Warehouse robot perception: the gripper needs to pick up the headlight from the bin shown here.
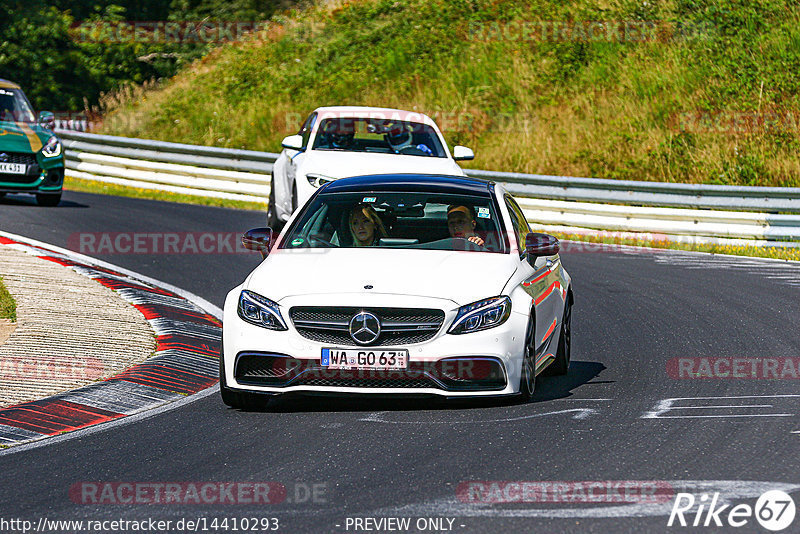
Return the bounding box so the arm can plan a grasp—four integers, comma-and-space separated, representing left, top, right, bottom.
306, 173, 335, 188
448, 296, 512, 335
41, 136, 62, 158
237, 290, 287, 331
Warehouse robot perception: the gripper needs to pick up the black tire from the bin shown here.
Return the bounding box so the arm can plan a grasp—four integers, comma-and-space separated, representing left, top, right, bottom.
518, 315, 536, 401
36, 192, 61, 207
544, 300, 572, 376
219, 348, 270, 411
266, 178, 282, 231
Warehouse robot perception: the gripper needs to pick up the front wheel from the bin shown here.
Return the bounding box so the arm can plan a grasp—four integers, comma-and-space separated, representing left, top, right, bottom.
518, 315, 536, 401
36, 192, 61, 207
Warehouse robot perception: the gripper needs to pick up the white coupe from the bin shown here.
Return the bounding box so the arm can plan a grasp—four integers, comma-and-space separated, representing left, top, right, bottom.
221, 174, 573, 409
267, 106, 474, 228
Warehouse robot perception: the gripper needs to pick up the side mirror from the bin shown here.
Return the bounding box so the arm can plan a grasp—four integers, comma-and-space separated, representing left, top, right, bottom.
525, 233, 560, 264
281, 134, 304, 151
242, 228, 274, 259
38, 111, 55, 130
452, 145, 474, 161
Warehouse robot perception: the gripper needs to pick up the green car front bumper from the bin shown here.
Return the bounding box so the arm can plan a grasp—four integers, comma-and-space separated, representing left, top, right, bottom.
0, 154, 64, 194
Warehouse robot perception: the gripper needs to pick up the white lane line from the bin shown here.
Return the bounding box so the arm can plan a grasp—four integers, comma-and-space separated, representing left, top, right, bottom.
674, 405, 775, 409
360, 408, 598, 424
560, 398, 614, 401
645, 414, 793, 419
0, 230, 222, 457
642, 395, 800, 419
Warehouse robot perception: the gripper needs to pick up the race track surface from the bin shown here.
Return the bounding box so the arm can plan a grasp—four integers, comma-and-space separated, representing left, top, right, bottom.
0, 191, 799, 533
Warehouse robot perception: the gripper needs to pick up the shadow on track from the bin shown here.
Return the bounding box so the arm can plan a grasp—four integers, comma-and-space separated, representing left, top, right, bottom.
232, 360, 607, 414
0, 193, 87, 209
532, 360, 609, 403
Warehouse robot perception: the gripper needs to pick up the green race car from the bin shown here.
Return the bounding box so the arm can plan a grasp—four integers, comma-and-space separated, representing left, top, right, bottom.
0, 78, 64, 206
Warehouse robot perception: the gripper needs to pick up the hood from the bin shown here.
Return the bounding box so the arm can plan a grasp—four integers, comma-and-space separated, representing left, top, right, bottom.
0, 121, 49, 153
300, 150, 465, 179
245, 248, 516, 306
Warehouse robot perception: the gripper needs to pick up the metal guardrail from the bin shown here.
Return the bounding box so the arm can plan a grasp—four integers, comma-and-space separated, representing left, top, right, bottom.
59, 130, 277, 202
469, 170, 800, 213
57, 130, 800, 246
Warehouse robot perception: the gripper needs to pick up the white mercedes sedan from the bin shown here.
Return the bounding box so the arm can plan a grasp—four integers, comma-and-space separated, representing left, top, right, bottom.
268, 107, 474, 228
221, 174, 572, 409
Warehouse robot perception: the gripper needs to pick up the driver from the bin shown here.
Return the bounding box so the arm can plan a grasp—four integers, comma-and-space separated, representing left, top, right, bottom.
330, 129, 355, 149
349, 204, 388, 247
447, 205, 485, 246
321, 119, 355, 149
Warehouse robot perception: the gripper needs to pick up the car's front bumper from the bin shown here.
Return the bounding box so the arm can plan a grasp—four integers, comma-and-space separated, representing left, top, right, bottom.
0, 160, 64, 193
222, 289, 528, 397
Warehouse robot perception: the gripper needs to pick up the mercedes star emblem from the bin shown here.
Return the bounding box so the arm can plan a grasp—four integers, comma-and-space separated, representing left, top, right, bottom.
349, 311, 381, 345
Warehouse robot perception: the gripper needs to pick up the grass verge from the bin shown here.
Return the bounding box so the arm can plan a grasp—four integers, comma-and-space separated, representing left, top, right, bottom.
0, 277, 17, 322
64, 176, 268, 212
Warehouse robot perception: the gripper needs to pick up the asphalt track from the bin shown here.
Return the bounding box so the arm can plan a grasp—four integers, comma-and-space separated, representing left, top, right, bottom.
1, 190, 799, 533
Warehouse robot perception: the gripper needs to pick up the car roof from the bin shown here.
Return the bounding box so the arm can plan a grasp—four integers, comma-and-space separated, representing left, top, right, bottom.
320, 173, 494, 196
311, 106, 436, 125
0, 79, 21, 89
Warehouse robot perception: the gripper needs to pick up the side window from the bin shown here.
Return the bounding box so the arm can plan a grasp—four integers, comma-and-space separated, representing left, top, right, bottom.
504, 195, 531, 254
504, 197, 523, 254
299, 112, 317, 148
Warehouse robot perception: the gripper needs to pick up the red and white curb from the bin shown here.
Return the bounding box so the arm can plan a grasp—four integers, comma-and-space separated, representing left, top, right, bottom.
0, 232, 221, 448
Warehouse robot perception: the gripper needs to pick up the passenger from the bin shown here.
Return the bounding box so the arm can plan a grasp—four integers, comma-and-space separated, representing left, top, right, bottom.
447, 205, 485, 246
349, 204, 388, 247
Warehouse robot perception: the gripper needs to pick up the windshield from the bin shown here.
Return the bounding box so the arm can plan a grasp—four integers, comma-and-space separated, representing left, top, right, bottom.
280, 191, 508, 253
311, 118, 446, 157
0, 88, 35, 123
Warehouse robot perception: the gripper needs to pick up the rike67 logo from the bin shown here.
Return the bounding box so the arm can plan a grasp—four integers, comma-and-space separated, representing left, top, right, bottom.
668, 490, 796, 531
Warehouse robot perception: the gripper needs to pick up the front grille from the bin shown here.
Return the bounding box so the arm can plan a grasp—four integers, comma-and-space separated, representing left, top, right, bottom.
293, 377, 432, 389
0, 152, 39, 185
289, 306, 445, 346
0, 152, 36, 165
235, 354, 302, 379
234, 353, 507, 391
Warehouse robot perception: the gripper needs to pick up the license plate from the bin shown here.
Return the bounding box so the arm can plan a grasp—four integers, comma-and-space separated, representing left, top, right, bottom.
321, 348, 408, 370
0, 163, 25, 175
